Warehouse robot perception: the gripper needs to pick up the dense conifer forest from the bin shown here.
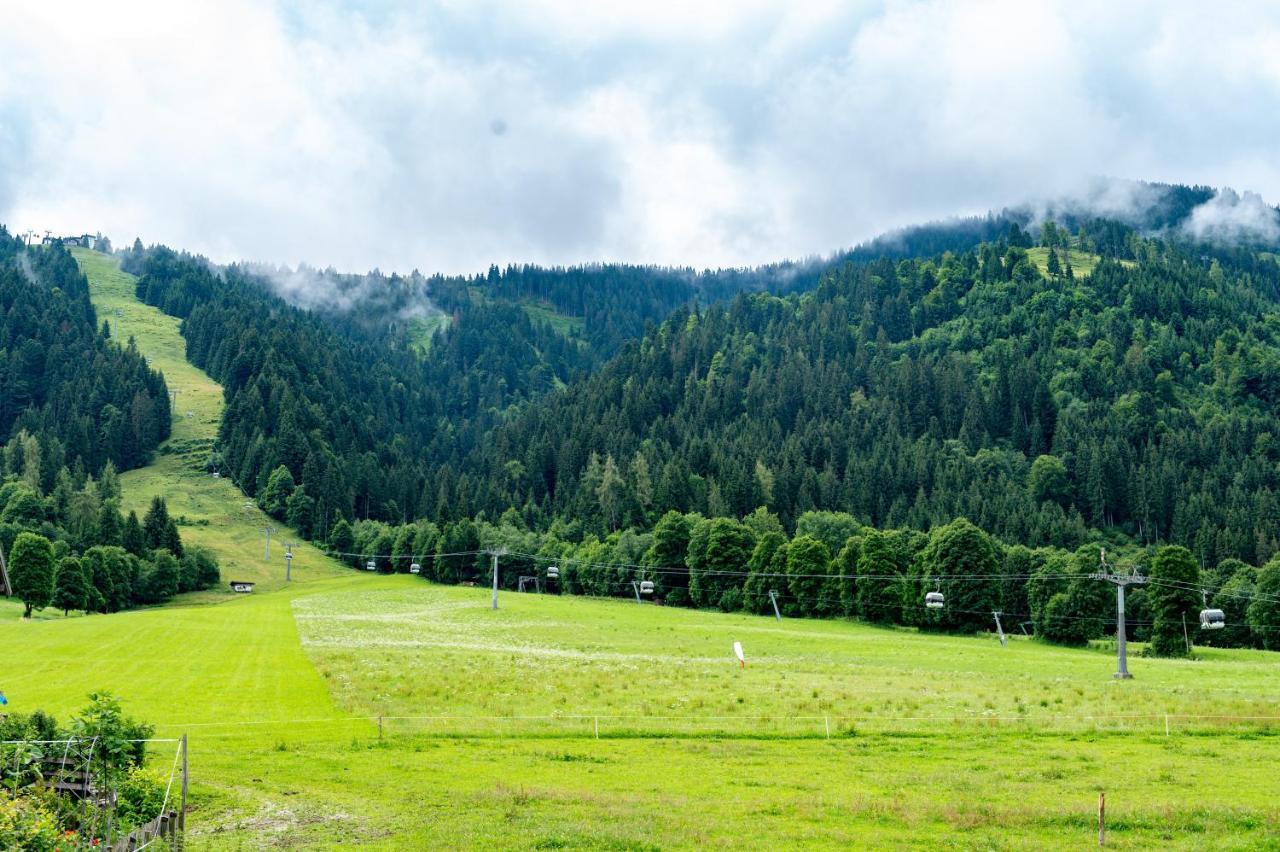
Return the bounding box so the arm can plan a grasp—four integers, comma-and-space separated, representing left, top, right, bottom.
0, 229, 219, 616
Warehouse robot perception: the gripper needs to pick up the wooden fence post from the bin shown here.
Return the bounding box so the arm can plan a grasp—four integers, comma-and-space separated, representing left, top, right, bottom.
1098, 791, 1105, 846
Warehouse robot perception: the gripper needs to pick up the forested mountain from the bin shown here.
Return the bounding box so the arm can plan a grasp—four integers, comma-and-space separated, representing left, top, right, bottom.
121, 181, 1280, 577
461, 226, 1280, 570
0, 229, 170, 485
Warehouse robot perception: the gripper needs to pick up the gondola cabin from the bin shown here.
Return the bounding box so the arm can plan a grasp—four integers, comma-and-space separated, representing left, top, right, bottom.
924, 591, 945, 609
365, 560, 377, 571
1199, 608, 1226, 629
546, 565, 559, 580
410, 562, 422, 575
639, 580, 655, 595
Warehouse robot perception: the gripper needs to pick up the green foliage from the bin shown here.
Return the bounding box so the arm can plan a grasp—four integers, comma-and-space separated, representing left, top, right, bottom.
52, 556, 87, 615
919, 518, 999, 633
689, 518, 754, 609
115, 766, 167, 832
1029, 546, 1110, 645
785, 535, 832, 617
645, 511, 693, 599
742, 531, 786, 615
10, 532, 54, 617
260, 465, 296, 517
1027, 455, 1071, 507
0, 794, 62, 852
1147, 545, 1202, 657
68, 692, 153, 784
856, 530, 905, 624
1206, 563, 1256, 648
1246, 558, 1280, 650
143, 550, 180, 603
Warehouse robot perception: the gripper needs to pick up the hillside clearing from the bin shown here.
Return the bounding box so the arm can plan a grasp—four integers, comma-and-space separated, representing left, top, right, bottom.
71, 248, 346, 593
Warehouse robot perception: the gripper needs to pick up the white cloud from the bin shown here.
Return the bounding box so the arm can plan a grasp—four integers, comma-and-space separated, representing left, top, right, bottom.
1184, 189, 1280, 245
2, 0, 1280, 274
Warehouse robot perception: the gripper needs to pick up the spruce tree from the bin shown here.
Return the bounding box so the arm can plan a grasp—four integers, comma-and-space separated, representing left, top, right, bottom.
122, 511, 147, 557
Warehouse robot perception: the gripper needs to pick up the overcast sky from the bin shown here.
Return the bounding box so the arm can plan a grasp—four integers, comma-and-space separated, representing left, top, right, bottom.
2, 0, 1279, 275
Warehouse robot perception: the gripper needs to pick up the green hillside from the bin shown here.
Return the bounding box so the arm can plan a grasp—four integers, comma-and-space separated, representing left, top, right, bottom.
71, 249, 346, 593
2, 577, 1277, 847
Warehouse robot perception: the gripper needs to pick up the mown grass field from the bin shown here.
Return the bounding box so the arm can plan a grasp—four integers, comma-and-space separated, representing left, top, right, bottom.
5, 249, 1269, 848
70, 249, 346, 593
4, 577, 1280, 848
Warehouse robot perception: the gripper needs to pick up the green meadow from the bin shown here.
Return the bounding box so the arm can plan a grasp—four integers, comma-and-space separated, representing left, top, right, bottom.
4, 578, 1280, 848
0, 249, 1269, 848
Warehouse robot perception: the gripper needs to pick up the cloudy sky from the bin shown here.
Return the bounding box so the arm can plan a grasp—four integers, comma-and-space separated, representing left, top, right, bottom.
2, 0, 1279, 275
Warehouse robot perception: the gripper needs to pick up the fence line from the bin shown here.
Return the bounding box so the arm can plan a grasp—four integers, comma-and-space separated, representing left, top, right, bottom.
142, 710, 1280, 744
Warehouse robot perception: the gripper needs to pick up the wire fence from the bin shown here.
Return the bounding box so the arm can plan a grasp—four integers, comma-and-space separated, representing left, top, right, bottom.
0, 737, 186, 851
147, 710, 1280, 745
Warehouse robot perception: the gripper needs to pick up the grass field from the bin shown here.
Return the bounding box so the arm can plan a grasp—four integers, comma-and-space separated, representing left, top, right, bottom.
70, 249, 346, 594
4, 578, 1279, 848
6, 249, 1271, 848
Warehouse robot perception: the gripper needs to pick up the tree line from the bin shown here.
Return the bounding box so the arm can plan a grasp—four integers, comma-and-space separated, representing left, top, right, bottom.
1, 469, 220, 617
324, 508, 1280, 656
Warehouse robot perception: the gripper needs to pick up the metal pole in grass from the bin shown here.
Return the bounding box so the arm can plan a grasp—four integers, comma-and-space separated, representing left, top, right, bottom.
490, 549, 506, 610
284, 543, 293, 582
768, 590, 782, 621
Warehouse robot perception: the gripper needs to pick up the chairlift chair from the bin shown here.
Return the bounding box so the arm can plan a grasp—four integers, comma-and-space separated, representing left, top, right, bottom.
639, 580, 655, 595
924, 591, 945, 609
409, 562, 421, 575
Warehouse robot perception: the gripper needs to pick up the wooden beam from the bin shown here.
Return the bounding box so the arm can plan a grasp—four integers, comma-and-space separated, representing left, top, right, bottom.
0, 542, 10, 597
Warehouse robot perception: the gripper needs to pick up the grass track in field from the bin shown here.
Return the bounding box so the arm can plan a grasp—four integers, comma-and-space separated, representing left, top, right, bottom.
70, 249, 346, 594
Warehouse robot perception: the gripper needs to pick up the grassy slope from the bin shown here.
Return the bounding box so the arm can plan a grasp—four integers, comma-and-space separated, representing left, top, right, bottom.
1025, 247, 1139, 279
70, 249, 346, 594
521, 300, 585, 338
1026, 247, 1102, 277
405, 312, 451, 355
